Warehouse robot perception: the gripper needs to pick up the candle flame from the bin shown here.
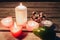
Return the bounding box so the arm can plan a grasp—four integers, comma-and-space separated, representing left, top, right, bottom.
20, 3, 22, 6
14, 22, 17, 29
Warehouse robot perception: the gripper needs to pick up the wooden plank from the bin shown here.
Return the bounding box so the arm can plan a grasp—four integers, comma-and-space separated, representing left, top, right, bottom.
0, 32, 60, 40
48, 18, 60, 22
0, 8, 60, 18
0, 17, 60, 22
0, 32, 17, 40
0, 8, 60, 12
0, 32, 42, 40
28, 8, 60, 12
0, 2, 60, 8
0, 2, 60, 40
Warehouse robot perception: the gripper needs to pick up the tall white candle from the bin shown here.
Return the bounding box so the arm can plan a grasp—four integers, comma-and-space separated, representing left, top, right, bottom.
15, 3, 27, 26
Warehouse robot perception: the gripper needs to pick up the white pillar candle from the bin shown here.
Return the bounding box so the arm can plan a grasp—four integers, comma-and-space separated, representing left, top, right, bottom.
15, 3, 27, 26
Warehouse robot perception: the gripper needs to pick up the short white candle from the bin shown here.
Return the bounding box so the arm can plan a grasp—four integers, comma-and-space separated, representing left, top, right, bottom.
26, 20, 39, 31
1, 17, 13, 27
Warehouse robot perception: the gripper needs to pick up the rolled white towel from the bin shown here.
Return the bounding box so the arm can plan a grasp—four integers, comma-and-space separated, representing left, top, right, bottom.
41, 20, 53, 27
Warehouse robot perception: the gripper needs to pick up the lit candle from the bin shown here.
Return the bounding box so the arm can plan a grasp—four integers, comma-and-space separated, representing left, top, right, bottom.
26, 20, 39, 31
1, 16, 13, 28
15, 3, 27, 26
10, 22, 22, 37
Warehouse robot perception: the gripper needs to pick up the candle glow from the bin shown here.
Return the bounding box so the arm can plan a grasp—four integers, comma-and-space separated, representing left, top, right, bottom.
10, 22, 22, 37
26, 20, 39, 31
1, 17, 13, 27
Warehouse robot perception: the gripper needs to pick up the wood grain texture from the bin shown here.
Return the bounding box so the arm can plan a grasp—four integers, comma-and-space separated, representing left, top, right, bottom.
0, 8, 60, 18
0, 32, 45, 40
0, 2, 60, 40
0, 2, 60, 30
0, 32, 60, 40
0, 2, 60, 8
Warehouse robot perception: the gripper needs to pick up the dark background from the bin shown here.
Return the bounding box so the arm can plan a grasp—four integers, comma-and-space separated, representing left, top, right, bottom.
0, 0, 60, 2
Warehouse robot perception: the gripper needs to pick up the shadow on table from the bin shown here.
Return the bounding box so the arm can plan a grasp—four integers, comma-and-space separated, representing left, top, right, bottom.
16, 23, 60, 40
49, 23, 60, 40
50, 24, 60, 40
56, 36, 60, 40
16, 32, 28, 40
